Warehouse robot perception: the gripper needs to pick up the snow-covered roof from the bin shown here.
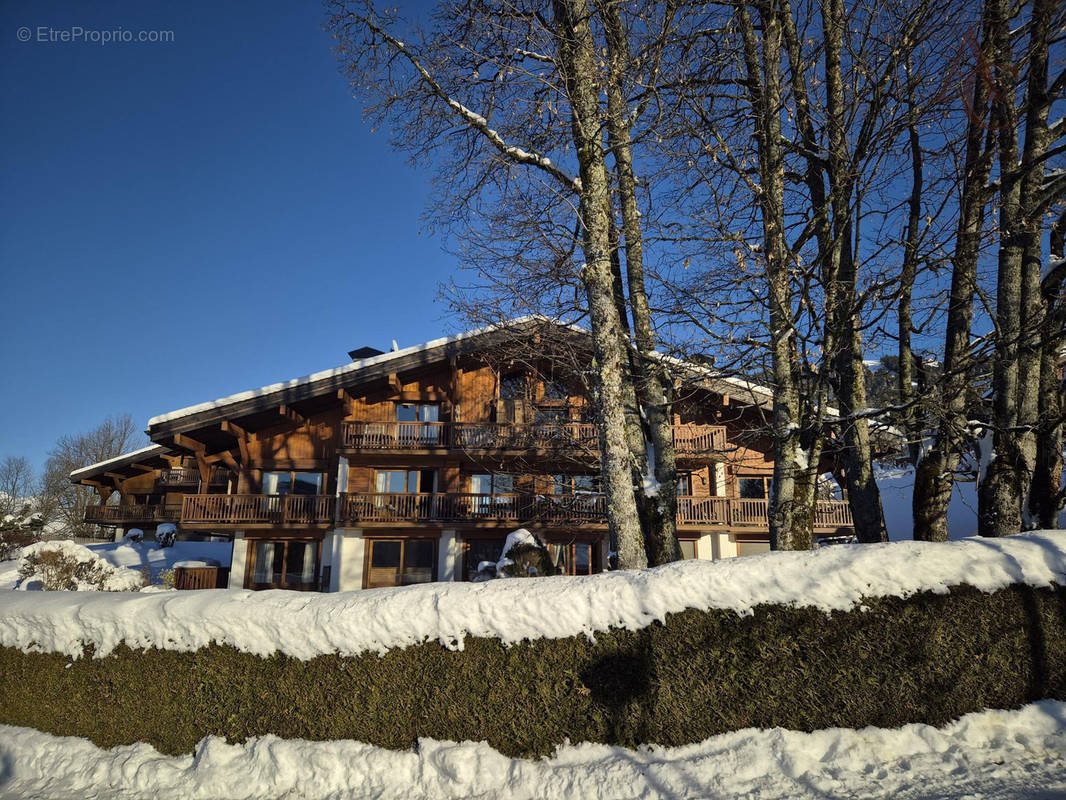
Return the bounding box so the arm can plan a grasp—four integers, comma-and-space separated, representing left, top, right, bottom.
147, 315, 582, 430
68, 444, 170, 483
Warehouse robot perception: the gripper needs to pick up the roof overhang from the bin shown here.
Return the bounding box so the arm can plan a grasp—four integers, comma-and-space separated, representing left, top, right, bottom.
69, 444, 173, 485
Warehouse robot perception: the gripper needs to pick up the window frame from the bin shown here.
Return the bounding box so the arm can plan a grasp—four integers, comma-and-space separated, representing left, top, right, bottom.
363, 535, 439, 589
244, 536, 322, 591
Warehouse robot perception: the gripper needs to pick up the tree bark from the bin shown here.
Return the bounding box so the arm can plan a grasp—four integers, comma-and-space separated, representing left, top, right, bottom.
553, 0, 647, 568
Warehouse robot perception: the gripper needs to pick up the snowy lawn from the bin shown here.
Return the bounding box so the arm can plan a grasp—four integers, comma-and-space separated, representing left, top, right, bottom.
0, 539, 232, 590
0, 531, 1062, 660
1, 701, 1064, 799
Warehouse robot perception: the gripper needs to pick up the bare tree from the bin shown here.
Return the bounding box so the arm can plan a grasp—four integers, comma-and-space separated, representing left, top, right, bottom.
0, 456, 36, 518
42, 414, 141, 539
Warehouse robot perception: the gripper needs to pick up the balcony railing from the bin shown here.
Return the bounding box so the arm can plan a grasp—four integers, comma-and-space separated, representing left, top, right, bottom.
341, 420, 727, 455
338, 492, 608, 525
671, 424, 728, 454
676, 496, 853, 530
158, 468, 230, 487
181, 494, 335, 526
84, 504, 181, 524
338, 492, 852, 531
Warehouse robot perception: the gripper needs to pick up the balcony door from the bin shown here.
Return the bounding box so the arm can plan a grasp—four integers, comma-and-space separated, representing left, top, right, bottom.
396, 403, 441, 446
247, 537, 320, 591
364, 537, 437, 588
373, 469, 437, 519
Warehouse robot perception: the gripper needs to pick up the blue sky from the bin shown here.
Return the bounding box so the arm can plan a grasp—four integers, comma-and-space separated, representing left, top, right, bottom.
1, 1, 453, 471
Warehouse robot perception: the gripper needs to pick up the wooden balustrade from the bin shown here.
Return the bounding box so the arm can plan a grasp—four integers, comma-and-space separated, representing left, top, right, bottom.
338, 492, 608, 525
341, 420, 724, 455
158, 468, 230, 487
84, 504, 181, 524
180, 494, 335, 525
674, 496, 853, 530
671, 424, 728, 454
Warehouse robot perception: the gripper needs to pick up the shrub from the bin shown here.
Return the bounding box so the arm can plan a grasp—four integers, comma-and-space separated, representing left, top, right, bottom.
155, 524, 177, 548
498, 542, 556, 578
17, 541, 145, 592
157, 568, 176, 589
124, 529, 144, 543
0, 583, 1062, 757
0, 503, 44, 561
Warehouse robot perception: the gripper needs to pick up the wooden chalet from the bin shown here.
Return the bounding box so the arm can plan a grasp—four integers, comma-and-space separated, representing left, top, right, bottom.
70, 318, 854, 592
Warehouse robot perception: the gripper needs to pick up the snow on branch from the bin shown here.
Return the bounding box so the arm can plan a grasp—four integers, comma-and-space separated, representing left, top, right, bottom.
357, 13, 581, 194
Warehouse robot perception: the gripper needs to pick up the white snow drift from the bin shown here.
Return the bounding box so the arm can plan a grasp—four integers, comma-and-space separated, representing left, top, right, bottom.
0, 531, 1062, 661
2, 701, 1065, 799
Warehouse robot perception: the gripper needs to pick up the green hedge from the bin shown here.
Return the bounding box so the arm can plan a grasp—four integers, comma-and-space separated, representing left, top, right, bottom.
1, 584, 1064, 757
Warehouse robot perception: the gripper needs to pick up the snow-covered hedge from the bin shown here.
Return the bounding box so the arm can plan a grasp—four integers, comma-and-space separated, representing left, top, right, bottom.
16, 541, 145, 592
0, 533, 1064, 759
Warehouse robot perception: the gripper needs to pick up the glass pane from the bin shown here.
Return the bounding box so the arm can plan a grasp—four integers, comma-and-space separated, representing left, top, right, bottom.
492, 474, 514, 495
739, 478, 767, 499
500, 373, 525, 400
396, 404, 417, 422
402, 539, 435, 584
263, 472, 290, 496
574, 475, 598, 493
291, 472, 322, 496
284, 541, 315, 586
420, 404, 439, 422
543, 379, 567, 400
377, 470, 406, 494
677, 473, 693, 496
552, 474, 570, 495
575, 543, 591, 575
371, 541, 402, 568
252, 542, 274, 583
534, 406, 567, 423
465, 537, 505, 580
470, 474, 492, 494
418, 469, 436, 493
679, 539, 697, 560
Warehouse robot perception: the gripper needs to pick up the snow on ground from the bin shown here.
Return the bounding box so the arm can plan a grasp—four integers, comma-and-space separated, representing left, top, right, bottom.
2, 701, 1065, 799
0, 531, 1063, 661
0, 539, 232, 590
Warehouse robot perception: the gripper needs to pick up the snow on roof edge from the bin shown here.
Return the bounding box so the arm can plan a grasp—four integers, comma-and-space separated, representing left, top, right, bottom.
147, 315, 578, 428
69, 444, 170, 481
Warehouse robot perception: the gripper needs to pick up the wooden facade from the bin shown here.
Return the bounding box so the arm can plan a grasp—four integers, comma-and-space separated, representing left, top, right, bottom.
72, 320, 853, 593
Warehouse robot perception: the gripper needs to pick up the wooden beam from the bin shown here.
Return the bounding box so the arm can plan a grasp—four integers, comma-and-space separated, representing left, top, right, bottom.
386, 373, 403, 396
174, 433, 207, 454
279, 405, 305, 425
221, 420, 249, 440
204, 448, 239, 466
131, 464, 156, 474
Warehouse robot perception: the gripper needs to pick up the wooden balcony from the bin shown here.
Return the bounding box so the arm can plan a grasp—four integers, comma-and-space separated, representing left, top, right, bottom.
158, 467, 230, 487
338, 492, 608, 526
180, 494, 335, 527
676, 497, 853, 531
338, 492, 852, 532
341, 420, 727, 456
84, 504, 181, 525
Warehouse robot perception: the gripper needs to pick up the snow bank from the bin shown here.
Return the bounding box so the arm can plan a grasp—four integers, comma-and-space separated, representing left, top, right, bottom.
2, 701, 1064, 799
0, 532, 1063, 661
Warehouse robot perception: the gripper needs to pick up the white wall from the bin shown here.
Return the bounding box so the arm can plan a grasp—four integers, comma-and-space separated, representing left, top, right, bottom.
226, 531, 246, 589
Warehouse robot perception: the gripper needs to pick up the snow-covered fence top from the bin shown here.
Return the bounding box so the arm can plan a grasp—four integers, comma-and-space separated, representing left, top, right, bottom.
1, 532, 1064, 661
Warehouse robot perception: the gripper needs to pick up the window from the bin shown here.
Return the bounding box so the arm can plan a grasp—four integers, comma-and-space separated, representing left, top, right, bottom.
262, 471, 324, 496
552, 474, 600, 494
375, 469, 436, 494
499, 372, 527, 400
542, 378, 568, 400
547, 540, 600, 576
739, 476, 771, 499
365, 537, 437, 588
470, 474, 517, 516
247, 539, 319, 591
677, 472, 693, 496
462, 536, 507, 581
678, 538, 698, 560
396, 403, 439, 423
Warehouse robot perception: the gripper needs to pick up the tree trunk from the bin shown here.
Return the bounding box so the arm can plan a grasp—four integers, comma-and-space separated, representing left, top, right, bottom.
553, 0, 647, 568
912, 4, 995, 541
601, 0, 680, 564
